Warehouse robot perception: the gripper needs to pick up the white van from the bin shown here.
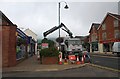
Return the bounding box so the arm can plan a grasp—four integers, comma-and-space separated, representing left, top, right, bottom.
112, 42, 120, 56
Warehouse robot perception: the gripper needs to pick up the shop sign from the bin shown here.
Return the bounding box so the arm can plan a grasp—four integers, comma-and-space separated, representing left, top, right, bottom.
41, 43, 48, 49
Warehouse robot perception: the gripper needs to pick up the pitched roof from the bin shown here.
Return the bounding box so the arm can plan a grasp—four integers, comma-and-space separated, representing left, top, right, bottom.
24, 28, 37, 36
92, 23, 100, 29
89, 23, 100, 33
17, 28, 27, 38
0, 10, 14, 26
97, 12, 120, 30
109, 13, 120, 20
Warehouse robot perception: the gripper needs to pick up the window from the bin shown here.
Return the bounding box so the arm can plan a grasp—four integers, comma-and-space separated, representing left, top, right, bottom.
93, 26, 95, 31
91, 34, 94, 42
0, 18, 2, 25
114, 20, 119, 27
102, 23, 106, 30
102, 32, 107, 40
114, 30, 120, 39
91, 34, 97, 42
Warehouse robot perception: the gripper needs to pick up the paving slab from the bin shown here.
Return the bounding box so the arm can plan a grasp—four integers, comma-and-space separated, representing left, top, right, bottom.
2, 55, 86, 72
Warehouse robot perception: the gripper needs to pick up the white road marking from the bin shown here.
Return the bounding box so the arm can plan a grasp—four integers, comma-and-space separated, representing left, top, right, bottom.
92, 55, 119, 59
35, 69, 58, 71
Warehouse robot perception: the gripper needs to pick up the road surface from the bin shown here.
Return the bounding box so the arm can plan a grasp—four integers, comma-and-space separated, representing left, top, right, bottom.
2, 65, 119, 77
91, 54, 120, 70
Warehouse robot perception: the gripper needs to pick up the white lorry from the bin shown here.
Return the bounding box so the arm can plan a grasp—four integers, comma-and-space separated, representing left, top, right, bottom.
60, 37, 83, 63
64, 38, 82, 53
112, 42, 120, 56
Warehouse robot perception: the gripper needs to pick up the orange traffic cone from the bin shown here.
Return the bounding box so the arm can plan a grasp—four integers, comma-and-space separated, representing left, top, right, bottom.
83, 54, 86, 59
81, 56, 84, 64
64, 56, 68, 64
76, 56, 81, 64
59, 53, 62, 65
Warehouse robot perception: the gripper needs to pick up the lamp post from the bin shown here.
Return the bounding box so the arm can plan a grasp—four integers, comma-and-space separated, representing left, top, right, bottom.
58, 1, 69, 51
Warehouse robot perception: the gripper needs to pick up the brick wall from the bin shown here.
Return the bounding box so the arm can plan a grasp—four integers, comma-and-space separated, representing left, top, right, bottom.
89, 26, 98, 43
0, 26, 2, 69
98, 15, 120, 43
2, 25, 17, 67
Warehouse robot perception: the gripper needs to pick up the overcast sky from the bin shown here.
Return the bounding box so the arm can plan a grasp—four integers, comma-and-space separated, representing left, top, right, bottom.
0, 1, 119, 39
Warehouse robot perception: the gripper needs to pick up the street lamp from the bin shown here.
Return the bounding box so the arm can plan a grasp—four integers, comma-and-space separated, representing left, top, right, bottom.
58, 1, 69, 51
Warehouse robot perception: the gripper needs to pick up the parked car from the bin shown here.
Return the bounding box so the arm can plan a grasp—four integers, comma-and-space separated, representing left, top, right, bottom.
112, 42, 120, 56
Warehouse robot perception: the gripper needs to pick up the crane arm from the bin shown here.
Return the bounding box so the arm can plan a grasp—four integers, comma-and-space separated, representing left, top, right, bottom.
43, 23, 73, 38
61, 23, 73, 38
43, 25, 62, 37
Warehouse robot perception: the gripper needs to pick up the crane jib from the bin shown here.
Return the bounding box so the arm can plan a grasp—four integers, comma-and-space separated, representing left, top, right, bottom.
43, 23, 73, 38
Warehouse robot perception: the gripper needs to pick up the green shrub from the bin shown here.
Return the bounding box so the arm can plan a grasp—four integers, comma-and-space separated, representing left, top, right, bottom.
40, 47, 59, 57
17, 38, 26, 46
41, 38, 55, 47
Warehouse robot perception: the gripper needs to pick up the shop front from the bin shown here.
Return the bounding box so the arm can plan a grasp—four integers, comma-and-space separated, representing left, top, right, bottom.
16, 28, 28, 60
27, 36, 36, 56
91, 42, 98, 52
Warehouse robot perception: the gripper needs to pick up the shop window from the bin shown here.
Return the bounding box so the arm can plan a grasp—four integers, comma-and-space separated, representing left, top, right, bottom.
16, 36, 26, 60
103, 43, 110, 52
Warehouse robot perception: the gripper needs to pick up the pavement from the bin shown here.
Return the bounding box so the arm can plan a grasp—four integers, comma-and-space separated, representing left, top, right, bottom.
2, 55, 86, 73
3, 53, 119, 73
2, 54, 120, 78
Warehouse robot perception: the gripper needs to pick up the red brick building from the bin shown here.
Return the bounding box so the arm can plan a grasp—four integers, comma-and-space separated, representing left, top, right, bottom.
0, 11, 17, 67
97, 12, 120, 53
0, 11, 36, 67
89, 23, 100, 53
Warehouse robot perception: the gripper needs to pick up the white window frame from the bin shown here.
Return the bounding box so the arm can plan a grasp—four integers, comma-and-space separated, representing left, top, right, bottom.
102, 23, 106, 30
0, 18, 2, 25
102, 32, 107, 40
114, 20, 119, 27
114, 30, 120, 39
91, 34, 97, 42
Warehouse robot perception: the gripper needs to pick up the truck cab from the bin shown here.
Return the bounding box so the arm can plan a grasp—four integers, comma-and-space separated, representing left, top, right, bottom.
64, 38, 83, 59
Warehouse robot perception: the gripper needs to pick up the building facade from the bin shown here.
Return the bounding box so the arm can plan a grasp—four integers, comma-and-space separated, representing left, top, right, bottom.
0, 11, 17, 67
16, 28, 28, 60
24, 28, 37, 55
97, 12, 120, 53
89, 23, 100, 53
1, 11, 32, 67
